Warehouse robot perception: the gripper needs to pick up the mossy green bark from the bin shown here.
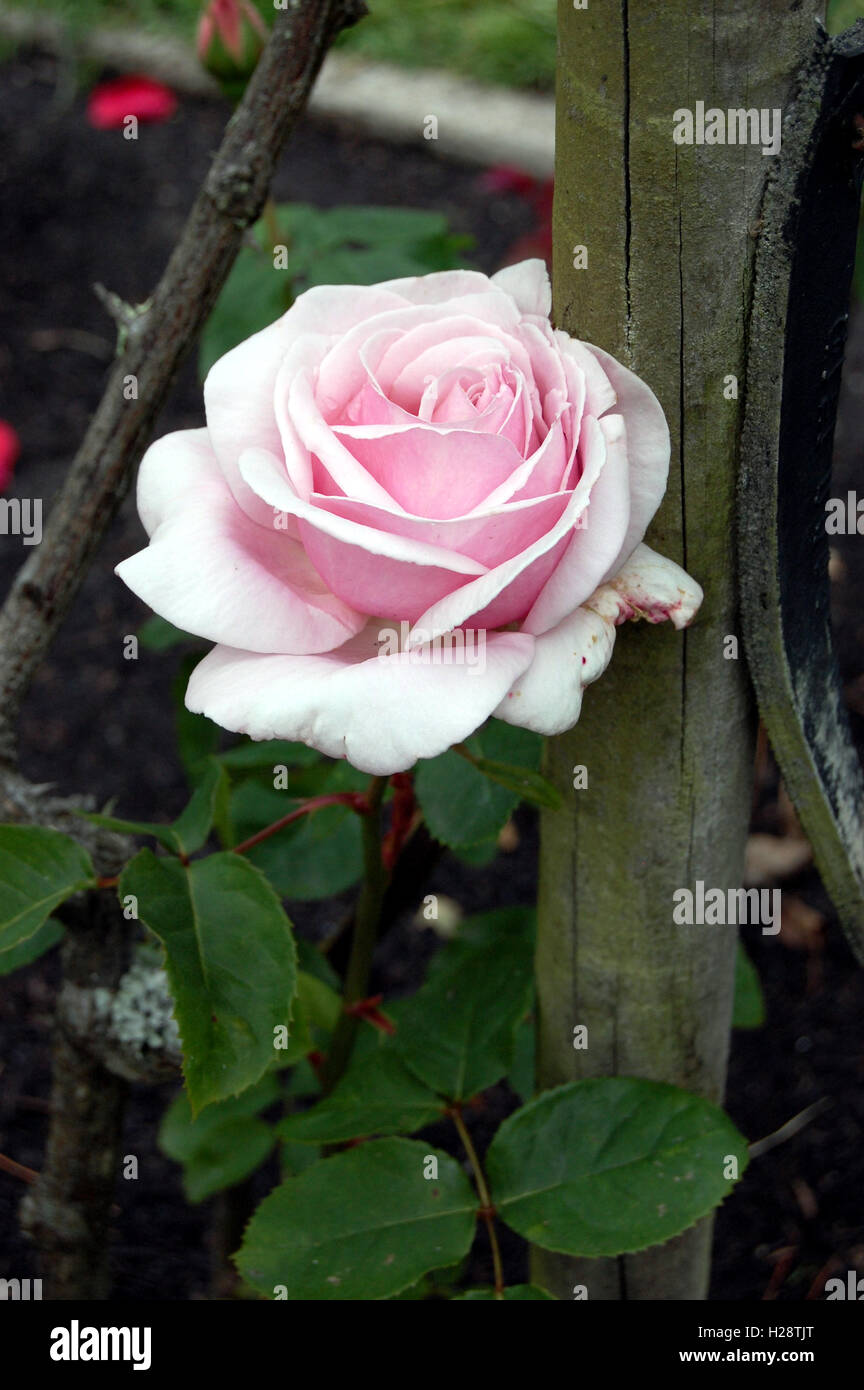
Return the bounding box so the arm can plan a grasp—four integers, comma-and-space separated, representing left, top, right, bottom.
535, 0, 824, 1300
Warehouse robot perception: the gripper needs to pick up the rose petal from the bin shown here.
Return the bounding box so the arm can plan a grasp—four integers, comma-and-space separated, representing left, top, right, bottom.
314, 489, 572, 568
484, 412, 568, 508
239, 448, 486, 620
205, 285, 408, 516
116, 430, 364, 653
586, 542, 703, 629
555, 331, 617, 417
523, 413, 631, 635
494, 603, 616, 734
491, 258, 552, 318
584, 343, 671, 573
517, 321, 571, 412
408, 415, 608, 642
285, 362, 409, 508
315, 297, 528, 416
204, 316, 294, 525
469, 533, 571, 630
332, 424, 523, 519
341, 379, 417, 429
375, 267, 511, 305
496, 542, 703, 735
375, 323, 530, 410
186, 627, 536, 775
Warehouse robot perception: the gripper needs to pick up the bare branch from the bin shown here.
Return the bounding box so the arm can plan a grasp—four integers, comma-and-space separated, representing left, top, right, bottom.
0, 0, 367, 764
3, 0, 366, 1299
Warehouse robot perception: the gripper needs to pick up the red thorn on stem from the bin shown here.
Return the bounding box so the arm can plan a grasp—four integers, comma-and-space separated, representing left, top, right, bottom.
761, 1245, 798, 1300
343, 994, 396, 1035
381, 772, 416, 871
307, 1050, 327, 1085
805, 1256, 842, 1301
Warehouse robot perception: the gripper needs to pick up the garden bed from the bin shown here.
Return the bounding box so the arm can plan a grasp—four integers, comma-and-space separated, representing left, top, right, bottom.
0, 49, 863, 1300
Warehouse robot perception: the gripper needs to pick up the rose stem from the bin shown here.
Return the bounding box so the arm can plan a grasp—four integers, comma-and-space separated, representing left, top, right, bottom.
449, 1105, 505, 1299
322, 774, 388, 1092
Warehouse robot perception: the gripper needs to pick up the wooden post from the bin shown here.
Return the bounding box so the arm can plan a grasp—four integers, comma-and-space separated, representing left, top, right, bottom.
535, 0, 823, 1300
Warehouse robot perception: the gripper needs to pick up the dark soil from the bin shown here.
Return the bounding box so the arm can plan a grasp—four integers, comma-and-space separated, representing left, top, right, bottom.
0, 49, 863, 1302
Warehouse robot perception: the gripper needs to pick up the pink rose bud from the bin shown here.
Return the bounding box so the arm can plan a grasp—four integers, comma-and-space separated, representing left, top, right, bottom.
87, 76, 177, 129
0, 421, 20, 493
196, 0, 269, 95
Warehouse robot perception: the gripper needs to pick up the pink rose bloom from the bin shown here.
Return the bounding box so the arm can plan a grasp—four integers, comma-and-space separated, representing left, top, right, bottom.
117, 261, 702, 774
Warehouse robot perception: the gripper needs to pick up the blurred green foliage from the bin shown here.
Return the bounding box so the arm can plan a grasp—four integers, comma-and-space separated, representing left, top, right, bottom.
828, 0, 864, 33
2, 0, 556, 90
3, 1, 862, 91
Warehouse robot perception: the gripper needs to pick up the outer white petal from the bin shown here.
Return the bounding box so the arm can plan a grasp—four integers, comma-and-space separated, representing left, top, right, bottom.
186, 627, 536, 776
587, 542, 703, 630
498, 543, 704, 734
586, 343, 671, 574
116, 430, 363, 654
495, 604, 616, 734
491, 259, 552, 318
373, 268, 499, 304
203, 316, 293, 526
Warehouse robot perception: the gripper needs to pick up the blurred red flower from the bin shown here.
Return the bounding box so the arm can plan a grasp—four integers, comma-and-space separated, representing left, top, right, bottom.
0, 421, 20, 493
87, 76, 178, 130
482, 164, 554, 269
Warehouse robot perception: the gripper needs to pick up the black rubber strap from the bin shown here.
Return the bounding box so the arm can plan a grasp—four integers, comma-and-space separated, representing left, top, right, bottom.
739, 20, 864, 962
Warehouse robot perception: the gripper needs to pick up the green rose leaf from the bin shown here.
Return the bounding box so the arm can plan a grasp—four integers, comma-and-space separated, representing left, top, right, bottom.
0, 917, 64, 975
827, 0, 864, 36
294, 969, 341, 1034
416, 746, 517, 850
173, 656, 221, 788
487, 1078, 750, 1258
416, 722, 553, 850
733, 944, 765, 1029
217, 740, 322, 772
137, 614, 198, 652
507, 1013, 536, 1103
169, 760, 231, 857
84, 759, 229, 858
120, 849, 297, 1112
394, 907, 535, 1101
271, 970, 341, 1069
201, 203, 471, 381
199, 230, 291, 379
159, 1073, 280, 1204
279, 1050, 444, 1144
452, 839, 500, 866
278, 203, 471, 289
236, 1139, 477, 1300
294, 935, 341, 992
0, 826, 96, 952
231, 780, 363, 900
453, 1285, 556, 1300
456, 749, 563, 811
